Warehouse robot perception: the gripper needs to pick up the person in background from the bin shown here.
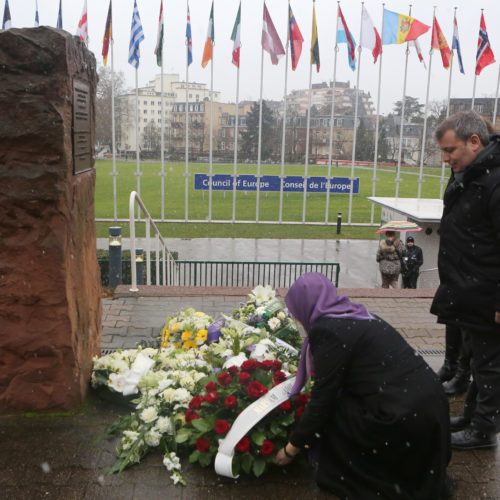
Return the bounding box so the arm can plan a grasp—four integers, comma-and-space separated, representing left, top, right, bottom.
275, 273, 452, 499
402, 236, 423, 289
431, 110, 500, 450
376, 231, 405, 288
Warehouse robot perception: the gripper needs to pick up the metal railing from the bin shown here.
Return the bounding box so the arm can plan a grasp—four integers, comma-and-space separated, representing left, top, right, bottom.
129, 191, 179, 291
174, 261, 340, 288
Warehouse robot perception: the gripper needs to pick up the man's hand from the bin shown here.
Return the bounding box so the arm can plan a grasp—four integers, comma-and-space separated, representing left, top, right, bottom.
495, 311, 500, 324
275, 443, 300, 466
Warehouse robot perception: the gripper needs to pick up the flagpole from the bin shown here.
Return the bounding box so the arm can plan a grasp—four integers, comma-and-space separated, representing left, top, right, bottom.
471, 9, 483, 111
417, 9, 435, 199
279, 1, 290, 224
110, 9, 117, 221
185, 5, 190, 222
232, 64, 240, 222
135, 68, 141, 218
348, 2, 364, 224
492, 65, 500, 128
326, 2, 340, 224
208, 47, 214, 221
256, 44, 264, 222
160, 34, 165, 221
302, 47, 313, 223
370, 3, 385, 224
395, 6, 412, 198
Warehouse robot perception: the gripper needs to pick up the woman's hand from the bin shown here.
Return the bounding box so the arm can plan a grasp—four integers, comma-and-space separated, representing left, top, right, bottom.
275, 443, 300, 466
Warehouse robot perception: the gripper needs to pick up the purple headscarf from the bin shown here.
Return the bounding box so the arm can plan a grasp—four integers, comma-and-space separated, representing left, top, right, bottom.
285, 273, 375, 395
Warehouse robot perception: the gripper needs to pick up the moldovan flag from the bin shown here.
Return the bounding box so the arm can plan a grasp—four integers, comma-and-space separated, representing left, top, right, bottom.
310, 4, 320, 72
360, 5, 381, 63
201, 2, 214, 68
475, 13, 495, 76
288, 4, 303, 71
231, 3, 241, 67
76, 0, 88, 43
154, 0, 164, 67
431, 16, 451, 69
102, 1, 112, 66
262, 2, 285, 65
382, 9, 430, 45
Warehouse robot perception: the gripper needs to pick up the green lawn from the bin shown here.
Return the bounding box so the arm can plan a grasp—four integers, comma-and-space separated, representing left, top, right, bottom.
95, 159, 444, 239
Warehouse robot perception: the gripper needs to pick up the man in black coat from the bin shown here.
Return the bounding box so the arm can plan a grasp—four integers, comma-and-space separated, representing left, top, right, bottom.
431, 110, 500, 450
402, 236, 423, 288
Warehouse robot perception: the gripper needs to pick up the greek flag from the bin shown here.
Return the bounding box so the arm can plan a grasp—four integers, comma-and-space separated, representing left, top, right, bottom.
128, 0, 145, 69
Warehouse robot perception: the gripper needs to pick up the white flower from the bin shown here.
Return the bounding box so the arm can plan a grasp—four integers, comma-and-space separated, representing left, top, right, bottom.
162, 388, 176, 403
170, 473, 180, 485
173, 388, 191, 404
180, 376, 195, 391
251, 285, 275, 305
140, 406, 158, 423
155, 416, 173, 435
108, 373, 136, 395
267, 317, 281, 331
145, 429, 161, 447
277, 311, 286, 321
123, 430, 139, 441
256, 306, 266, 316
223, 352, 248, 368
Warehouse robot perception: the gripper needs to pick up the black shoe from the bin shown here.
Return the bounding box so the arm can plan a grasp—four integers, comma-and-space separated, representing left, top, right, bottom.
450, 415, 470, 432
442, 373, 470, 396
437, 360, 457, 382
451, 427, 497, 450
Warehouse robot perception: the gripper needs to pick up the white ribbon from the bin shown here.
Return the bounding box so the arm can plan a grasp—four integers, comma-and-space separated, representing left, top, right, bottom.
214, 376, 296, 478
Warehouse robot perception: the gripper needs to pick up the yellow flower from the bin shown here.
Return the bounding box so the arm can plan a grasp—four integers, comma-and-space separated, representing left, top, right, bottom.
181, 330, 193, 341
172, 322, 182, 333
161, 340, 167, 348
195, 330, 208, 342
195, 311, 206, 317
182, 340, 197, 350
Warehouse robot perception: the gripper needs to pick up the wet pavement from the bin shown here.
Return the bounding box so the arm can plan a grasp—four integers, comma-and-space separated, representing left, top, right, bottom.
2, 287, 500, 499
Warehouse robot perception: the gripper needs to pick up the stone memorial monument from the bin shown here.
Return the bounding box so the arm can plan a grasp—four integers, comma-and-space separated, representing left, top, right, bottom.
0, 27, 102, 412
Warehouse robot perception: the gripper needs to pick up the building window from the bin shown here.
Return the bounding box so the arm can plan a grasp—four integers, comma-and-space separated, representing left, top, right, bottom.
221, 141, 225, 150
144, 119, 147, 123
143, 110, 147, 114
144, 100, 147, 105
151, 101, 155, 105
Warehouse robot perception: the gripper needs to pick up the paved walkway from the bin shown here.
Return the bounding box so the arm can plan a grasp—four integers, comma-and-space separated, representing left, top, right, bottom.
2, 287, 500, 499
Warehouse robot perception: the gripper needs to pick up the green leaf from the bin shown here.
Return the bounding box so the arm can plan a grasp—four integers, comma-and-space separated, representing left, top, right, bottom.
188, 449, 200, 463
198, 451, 213, 467
232, 456, 241, 477
240, 454, 253, 474
270, 421, 282, 436
252, 458, 266, 477
191, 417, 212, 433
250, 430, 266, 446
175, 428, 192, 444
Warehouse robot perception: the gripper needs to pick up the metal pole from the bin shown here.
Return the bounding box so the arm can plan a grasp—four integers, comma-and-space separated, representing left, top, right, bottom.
108, 226, 122, 288
232, 65, 240, 222
256, 46, 264, 222
110, 17, 117, 221
208, 50, 214, 221
160, 46, 165, 220
185, 2, 190, 221
492, 65, 500, 128
135, 69, 141, 217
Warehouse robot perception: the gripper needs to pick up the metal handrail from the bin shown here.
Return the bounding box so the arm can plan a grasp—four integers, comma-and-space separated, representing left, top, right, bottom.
129, 191, 179, 291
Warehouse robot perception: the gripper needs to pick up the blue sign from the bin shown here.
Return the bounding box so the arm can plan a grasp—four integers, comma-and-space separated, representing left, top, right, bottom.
194, 174, 359, 193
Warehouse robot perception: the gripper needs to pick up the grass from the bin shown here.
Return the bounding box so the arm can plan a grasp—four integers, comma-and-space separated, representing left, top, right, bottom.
94, 159, 444, 239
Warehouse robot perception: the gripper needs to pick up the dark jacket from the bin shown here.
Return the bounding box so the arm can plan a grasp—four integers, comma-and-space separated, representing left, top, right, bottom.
404, 244, 423, 274
431, 134, 500, 333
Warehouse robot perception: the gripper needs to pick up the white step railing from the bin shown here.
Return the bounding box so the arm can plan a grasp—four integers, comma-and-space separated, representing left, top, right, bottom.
129, 191, 179, 292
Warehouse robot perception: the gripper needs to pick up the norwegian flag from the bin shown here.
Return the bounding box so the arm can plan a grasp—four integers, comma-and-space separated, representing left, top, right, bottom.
475, 12, 495, 76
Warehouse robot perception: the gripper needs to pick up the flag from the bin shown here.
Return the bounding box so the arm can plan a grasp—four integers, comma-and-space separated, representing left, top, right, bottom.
310, 4, 320, 72
186, 4, 192, 66
201, 2, 214, 68
128, 0, 144, 69
2, 0, 11, 30
431, 16, 451, 69
102, 1, 112, 66
56, 0, 62, 29
288, 4, 303, 71
360, 6, 381, 63
262, 2, 285, 65
475, 13, 495, 76
382, 9, 430, 45
452, 15, 464, 74
35, 0, 39, 27
76, 0, 88, 43
409, 39, 426, 69
230, 3, 241, 68
337, 7, 356, 71
154, 0, 164, 67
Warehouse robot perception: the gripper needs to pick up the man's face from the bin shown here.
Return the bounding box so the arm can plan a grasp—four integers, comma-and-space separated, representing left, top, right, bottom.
407, 241, 414, 247
438, 129, 483, 173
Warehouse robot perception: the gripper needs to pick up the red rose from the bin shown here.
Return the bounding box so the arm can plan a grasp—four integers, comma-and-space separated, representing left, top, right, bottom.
247, 381, 268, 399
215, 419, 230, 435
228, 365, 239, 376
238, 372, 251, 385
273, 370, 286, 383
205, 391, 220, 405
225, 395, 238, 409
279, 400, 291, 411
272, 360, 283, 372
189, 395, 204, 409
185, 408, 200, 423
236, 437, 250, 453
261, 440, 274, 456
241, 359, 258, 372
295, 406, 305, 419
217, 372, 232, 387
205, 381, 217, 392
196, 437, 211, 453
297, 393, 309, 405
260, 360, 274, 371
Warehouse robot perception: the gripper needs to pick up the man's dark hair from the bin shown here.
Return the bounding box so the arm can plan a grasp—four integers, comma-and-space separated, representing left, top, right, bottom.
435, 110, 489, 146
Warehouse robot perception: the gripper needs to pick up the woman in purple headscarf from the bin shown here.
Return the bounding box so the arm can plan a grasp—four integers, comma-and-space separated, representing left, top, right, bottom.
275, 273, 451, 499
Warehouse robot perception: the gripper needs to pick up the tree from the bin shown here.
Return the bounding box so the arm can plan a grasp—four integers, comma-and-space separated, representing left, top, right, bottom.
355, 118, 375, 161
142, 120, 161, 154
376, 117, 390, 162
96, 65, 126, 148
392, 96, 424, 123
240, 101, 275, 160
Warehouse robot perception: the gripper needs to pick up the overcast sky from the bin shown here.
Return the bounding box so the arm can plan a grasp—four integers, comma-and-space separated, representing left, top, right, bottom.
6, 0, 500, 115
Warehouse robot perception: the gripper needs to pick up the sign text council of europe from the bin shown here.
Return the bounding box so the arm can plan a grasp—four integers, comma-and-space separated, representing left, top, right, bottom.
194, 174, 360, 193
